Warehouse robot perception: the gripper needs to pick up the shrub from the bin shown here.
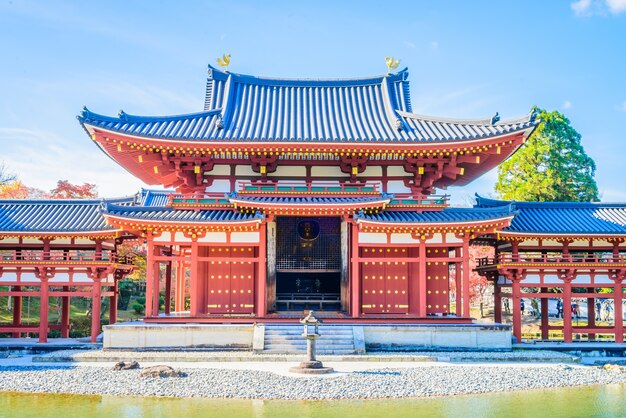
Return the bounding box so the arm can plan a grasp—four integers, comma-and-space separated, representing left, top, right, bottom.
132, 302, 144, 315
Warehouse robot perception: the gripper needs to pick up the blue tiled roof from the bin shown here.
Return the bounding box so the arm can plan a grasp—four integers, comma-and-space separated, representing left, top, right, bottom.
0, 197, 132, 233
138, 189, 174, 207
79, 66, 537, 144
475, 195, 626, 234
103, 202, 263, 223
356, 206, 514, 223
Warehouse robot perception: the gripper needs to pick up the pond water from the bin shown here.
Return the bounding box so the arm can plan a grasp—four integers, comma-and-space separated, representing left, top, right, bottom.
1, 384, 624, 418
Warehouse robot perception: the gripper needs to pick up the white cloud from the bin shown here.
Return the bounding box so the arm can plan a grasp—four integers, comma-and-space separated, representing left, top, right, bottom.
571, 0, 592, 15
563, 100, 572, 109
571, 0, 626, 15
404, 40, 416, 49
607, 0, 626, 13
621, 100, 626, 112
430, 41, 439, 50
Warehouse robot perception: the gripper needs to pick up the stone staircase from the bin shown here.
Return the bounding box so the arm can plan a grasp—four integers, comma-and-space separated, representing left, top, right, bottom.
260, 324, 364, 355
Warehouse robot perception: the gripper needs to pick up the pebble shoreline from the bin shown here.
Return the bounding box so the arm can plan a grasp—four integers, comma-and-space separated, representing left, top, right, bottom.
0, 363, 624, 400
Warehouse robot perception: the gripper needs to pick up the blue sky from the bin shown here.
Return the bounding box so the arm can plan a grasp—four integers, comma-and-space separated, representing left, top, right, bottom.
0, 0, 625, 205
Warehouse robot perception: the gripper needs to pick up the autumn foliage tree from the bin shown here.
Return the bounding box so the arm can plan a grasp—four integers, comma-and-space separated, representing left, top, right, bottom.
50, 180, 97, 199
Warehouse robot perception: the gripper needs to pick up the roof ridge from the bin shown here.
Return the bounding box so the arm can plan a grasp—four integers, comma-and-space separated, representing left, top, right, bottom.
397, 110, 532, 126
207, 64, 409, 86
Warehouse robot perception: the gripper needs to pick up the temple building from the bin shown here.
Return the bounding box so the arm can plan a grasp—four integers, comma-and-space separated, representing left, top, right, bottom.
0, 63, 623, 347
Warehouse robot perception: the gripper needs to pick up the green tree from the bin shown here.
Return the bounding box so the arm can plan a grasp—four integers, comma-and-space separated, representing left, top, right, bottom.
495, 107, 598, 202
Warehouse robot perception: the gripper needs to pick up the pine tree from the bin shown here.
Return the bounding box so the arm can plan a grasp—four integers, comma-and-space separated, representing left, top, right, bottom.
495, 107, 598, 202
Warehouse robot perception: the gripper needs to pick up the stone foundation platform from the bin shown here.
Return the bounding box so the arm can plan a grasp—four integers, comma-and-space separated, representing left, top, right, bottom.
103, 321, 512, 351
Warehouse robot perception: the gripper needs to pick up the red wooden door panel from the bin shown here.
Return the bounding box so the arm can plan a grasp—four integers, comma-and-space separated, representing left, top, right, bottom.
386, 248, 409, 314
207, 246, 231, 314
426, 248, 450, 315
361, 247, 385, 314
230, 246, 255, 314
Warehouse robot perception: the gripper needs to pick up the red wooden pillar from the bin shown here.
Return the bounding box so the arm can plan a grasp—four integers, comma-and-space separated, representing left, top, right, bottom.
61, 286, 71, 338
256, 224, 268, 318
418, 241, 427, 317
455, 258, 462, 316
91, 278, 102, 343
350, 222, 360, 318
614, 282, 624, 343
540, 287, 549, 340
12, 285, 22, 338
145, 237, 155, 318
494, 283, 502, 323
175, 259, 185, 312
190, 240, 200, 316
152, 258, 161, 317
511, 275, 522, 343
109, 281, 118, 326
462, 238, 470, 318
562, 278, 573, 343
587, 287, 595, 341
164, 260, 172, 315
38, 279, 50, 343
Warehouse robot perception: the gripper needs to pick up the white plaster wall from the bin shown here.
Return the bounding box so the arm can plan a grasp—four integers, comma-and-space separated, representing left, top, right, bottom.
198, 232, 228, 243
21, 238, 43, 244
231, 232, 260, 243
387, 166, 407, 176
518, 240, 539, 247
75, 238, 96, 245
174, 232, 192, 243
235, 165, 256, 176
362, 166, 382, 176
358, 232, 387, 244
206, 164, 231, 176
268, 166, 306, 177
445, 233, 463, 244
592, 240, 613, 247
311, 166, 348, 177
390, 233, 419, 244
153, 231, 172, 242
52, 238, 72, 245
426, 233, 443, 244
569, 240, 589, 247
0, 238, 20, 244
542, 239, 561, 247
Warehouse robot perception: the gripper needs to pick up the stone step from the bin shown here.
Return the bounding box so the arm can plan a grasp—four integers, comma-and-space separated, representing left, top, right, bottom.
264, 337, 353, 343
264, 342, 355, 348
263, 349, 356, 355
264, 332, 354, 337
265, 335, 353, 341
265, 344, 356, 351
264, 340, 353, 345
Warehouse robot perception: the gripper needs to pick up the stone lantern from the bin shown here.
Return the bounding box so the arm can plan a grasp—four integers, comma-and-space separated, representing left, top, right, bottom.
289, 310, 334, 374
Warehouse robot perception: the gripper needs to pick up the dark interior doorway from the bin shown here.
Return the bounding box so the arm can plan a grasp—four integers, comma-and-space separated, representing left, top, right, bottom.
275, 216, 342, 311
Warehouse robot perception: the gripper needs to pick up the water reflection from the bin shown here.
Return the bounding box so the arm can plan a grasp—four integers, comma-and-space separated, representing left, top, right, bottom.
0, 384, 624, 418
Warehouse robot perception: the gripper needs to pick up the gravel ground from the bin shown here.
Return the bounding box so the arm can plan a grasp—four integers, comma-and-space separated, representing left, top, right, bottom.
38, 349, 576, 362
0, 364, 624, 400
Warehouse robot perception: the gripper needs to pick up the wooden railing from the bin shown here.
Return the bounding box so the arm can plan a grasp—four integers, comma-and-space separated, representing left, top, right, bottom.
168, 193, 231, 207
388, 193, 449, 206
0, 250, 134, 264
478, 253, 626, 267
237, 181, 380, 195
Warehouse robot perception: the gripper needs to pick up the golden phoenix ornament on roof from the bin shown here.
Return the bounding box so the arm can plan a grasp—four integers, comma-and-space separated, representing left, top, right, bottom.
385, 56, 400, 73
217, 54, 231, 71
